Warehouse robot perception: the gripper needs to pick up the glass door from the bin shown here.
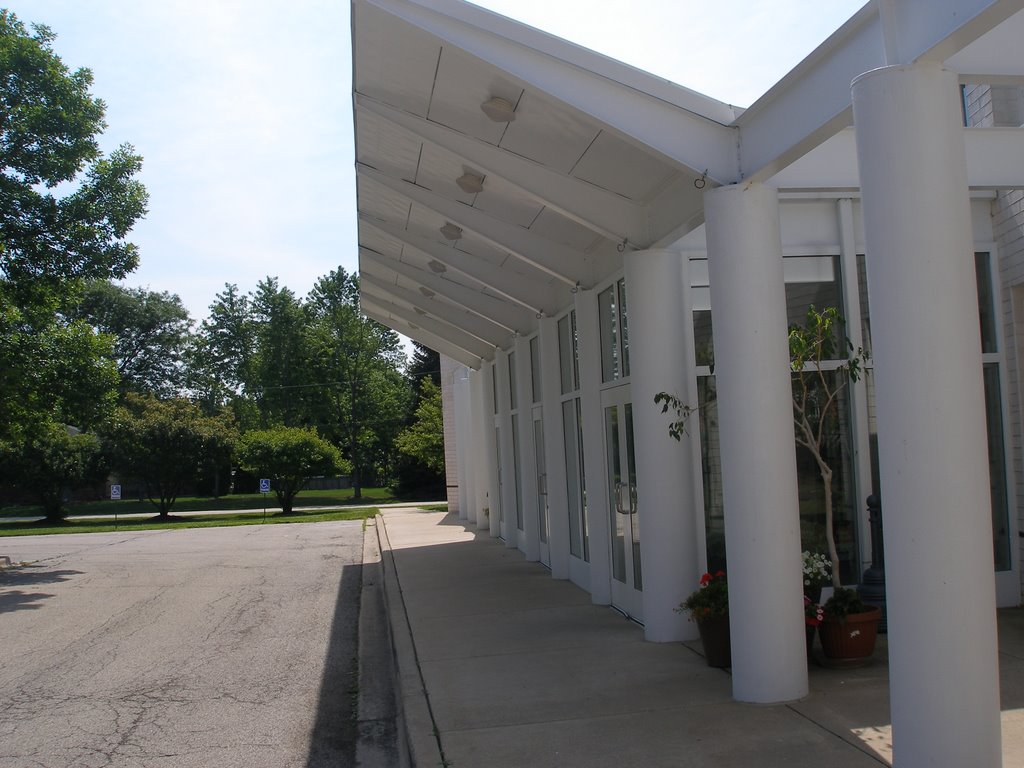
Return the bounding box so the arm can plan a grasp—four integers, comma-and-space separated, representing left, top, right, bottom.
602, 384, 642, 620
533, 408, 550, 567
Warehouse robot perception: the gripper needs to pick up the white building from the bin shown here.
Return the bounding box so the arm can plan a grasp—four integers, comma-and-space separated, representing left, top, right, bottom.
349, 2, 1024, 765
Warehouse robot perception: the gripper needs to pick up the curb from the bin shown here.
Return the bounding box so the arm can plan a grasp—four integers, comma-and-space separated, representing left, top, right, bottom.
375, 514, 446, 768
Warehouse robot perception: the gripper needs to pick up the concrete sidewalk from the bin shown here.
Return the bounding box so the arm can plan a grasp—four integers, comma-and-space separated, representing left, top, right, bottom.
376, 508, 1024, 767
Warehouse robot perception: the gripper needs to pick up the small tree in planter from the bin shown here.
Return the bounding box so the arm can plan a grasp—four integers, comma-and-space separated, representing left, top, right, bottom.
788, 306, 867, 588
656, 306, 866, 588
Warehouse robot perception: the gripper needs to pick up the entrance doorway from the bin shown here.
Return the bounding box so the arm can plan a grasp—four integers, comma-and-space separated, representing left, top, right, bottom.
602, 384, 642, 620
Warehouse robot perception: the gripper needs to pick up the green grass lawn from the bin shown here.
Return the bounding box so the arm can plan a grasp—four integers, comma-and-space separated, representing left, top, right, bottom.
0, 487, 433, 519
0, 506, 382, 537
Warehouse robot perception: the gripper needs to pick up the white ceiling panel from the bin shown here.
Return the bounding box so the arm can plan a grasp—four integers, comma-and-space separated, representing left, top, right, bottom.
451, 237, 509, 268
427, 47, 523, 145
358, 224, 405, 259
352, 3, 440, 118
528, 208, 605, 252
572, 130, 679, 202
414, 143, 480, 204
355, 111, 422, 183
471, 175, 544, 228
356, 178, 412, 225
499, 90, 600, 173
405, 202, 459, 245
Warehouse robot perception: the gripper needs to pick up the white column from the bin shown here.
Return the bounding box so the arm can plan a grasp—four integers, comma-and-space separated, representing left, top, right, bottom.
623, 249, 701, 642
575, 288, 612, 605
453, 367, 472, 522
495, 349, 518, 549
516, 335, 541, 561
852, 62, 1001, 768
482, 362, 501, 538
704, 182, 808, 704
540, 316, 571, 580
470, 368, 490, 530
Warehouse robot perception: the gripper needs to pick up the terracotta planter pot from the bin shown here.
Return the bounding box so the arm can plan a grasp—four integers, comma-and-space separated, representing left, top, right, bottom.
696, 615, 731, 668
819, 606, 882, 664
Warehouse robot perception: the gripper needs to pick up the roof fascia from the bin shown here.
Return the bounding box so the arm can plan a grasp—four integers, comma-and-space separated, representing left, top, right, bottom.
360, 0, 739, 182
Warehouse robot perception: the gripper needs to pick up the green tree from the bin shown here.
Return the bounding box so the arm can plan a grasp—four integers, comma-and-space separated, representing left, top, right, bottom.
104, 395, 237, 517
0, 422, 104, 521
250, 277, 312, 428
186, 283, 255, 412
305, 268, 409, 498
75, 281, 192, 398
237, 426, 346, 513
395, 378, 445, 473
0, 11, 147, 453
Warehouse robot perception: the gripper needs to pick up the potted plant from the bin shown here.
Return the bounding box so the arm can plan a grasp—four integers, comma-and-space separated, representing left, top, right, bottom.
676, 571, 730, 667
818, 586, 882, 664
802, 551, 830, 655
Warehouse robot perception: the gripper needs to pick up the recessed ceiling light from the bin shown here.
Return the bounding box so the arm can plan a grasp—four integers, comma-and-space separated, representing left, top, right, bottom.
456, 172, 484, 194
480, 96, 516, 123
419, 287, 436, 298
439, 222, 463, 240
428, 260, 447, 274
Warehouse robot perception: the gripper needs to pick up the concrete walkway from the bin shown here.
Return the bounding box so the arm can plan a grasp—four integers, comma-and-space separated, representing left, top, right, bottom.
377, 508, 1024, 767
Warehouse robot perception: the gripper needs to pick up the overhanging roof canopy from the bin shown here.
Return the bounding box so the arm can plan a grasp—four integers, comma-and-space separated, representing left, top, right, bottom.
351, 0, 1024, 367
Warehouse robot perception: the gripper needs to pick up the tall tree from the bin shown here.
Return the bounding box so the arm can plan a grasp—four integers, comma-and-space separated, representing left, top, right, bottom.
306, 268, 409, 498
187, 283, 255, 409
237, 426, 346, 514
75, 281, 192, 398
250, 277, 312, 428
0, 11, 147, 454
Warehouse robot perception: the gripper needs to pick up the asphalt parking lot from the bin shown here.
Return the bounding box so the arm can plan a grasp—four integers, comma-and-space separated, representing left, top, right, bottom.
0, 521, 364, 768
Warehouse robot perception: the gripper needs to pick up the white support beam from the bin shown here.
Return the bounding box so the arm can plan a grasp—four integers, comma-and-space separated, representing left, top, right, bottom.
361, 291, 495, 360
769, 125, 1024, 190
359, 165, 590, 288
359, 247, 534, 334
362, 306, 482, 369
360, 271, 513, 349
738, 0, 1022, 183
356, 94, 650, 246
359, 216, 562, 316
361, 0, 740, 183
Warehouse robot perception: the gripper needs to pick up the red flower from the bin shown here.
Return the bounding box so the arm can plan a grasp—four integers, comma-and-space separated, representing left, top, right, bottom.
699, 572, 713, 586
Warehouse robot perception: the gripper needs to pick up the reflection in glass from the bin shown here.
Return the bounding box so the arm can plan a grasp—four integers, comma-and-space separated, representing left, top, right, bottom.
983, 364, 1011, 570
605, 404, 626, 583
625, 403, 641, 590
511, 418, 523, 531
599, 285, 618, 382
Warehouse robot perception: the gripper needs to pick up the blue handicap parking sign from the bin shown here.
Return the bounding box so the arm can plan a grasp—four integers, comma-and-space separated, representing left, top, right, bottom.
259, 478, 271, 493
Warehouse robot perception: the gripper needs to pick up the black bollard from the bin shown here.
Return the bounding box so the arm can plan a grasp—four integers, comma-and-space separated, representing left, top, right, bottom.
858, 493, 887, 632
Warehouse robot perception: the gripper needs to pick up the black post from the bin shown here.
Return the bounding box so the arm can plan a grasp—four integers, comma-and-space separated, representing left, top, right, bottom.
858, 493, 887, 632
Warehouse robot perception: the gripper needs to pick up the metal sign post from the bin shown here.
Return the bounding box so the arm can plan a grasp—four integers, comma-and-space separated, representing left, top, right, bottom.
260, 479, 270, 522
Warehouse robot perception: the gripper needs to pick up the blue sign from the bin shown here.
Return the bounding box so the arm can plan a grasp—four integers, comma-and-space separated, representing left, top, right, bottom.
259, 478, 271, 494
110, 484, 121, 500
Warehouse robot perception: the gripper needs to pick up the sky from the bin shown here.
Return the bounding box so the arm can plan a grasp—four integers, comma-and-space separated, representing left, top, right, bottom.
5, 0, 866, 329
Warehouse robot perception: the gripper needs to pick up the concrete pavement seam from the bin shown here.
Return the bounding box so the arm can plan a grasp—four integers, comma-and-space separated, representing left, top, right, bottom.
376, 513, 447, 768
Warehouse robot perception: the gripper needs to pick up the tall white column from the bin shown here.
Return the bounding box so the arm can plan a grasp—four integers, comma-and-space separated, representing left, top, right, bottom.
470, 368, 490, 530
853, 62, 1001, 768
704, 182, 808, 704
453, 367, 472, 521
540, 316, 571, 580
481, 362, 501, 538
623, 249, 701, 642
495, 349, 518, 549
516, 335, 541, 561
575, 288, 612, 605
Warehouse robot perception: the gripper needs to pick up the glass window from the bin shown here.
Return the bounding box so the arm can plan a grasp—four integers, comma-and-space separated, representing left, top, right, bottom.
508, 351, 517, 411
511, 418, 523, 531
530, 336, 541, 404
571, 310, 580, 391
618, 278, 631, 378
697, 375, 726, 573
563, 398, 588, 560
491, 362, 498, 415
983, 363, 1011, 570
599, 285, 618, 382
694, 310, 714, 369
785, 256, 843, 328
558, 315, 573, 395
976, 252, 998, 353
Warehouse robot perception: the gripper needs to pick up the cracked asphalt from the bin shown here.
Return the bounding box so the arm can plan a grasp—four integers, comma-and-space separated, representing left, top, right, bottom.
0, 521, 364, 768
